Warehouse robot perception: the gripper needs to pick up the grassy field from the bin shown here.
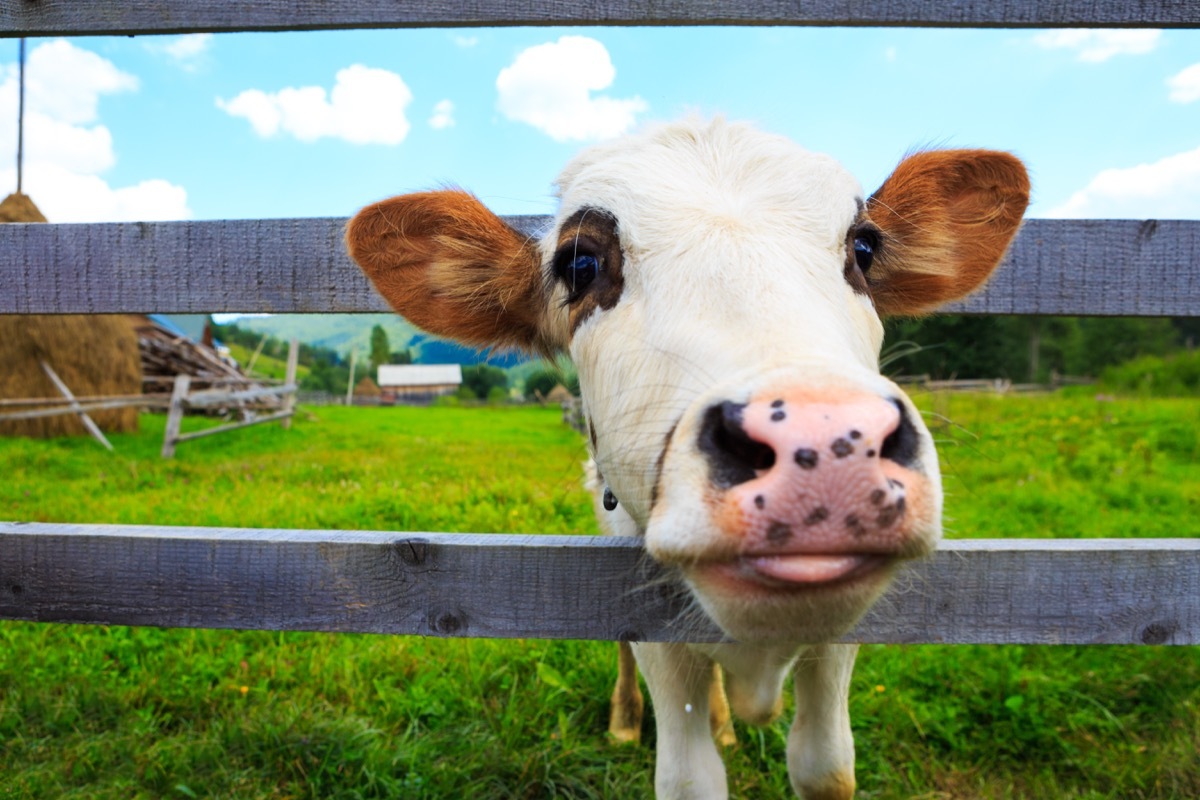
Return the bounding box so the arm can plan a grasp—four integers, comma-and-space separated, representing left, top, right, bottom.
1, 396, 1198, 799
223, 343, 311, 384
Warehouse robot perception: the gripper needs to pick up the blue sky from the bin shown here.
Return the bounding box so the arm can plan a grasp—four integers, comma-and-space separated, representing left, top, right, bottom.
2, 26, 1199, 224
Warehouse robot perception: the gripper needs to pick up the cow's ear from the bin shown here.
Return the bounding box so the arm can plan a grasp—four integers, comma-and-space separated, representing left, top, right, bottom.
865, 150, 1029, 317
346, 190, 551, 352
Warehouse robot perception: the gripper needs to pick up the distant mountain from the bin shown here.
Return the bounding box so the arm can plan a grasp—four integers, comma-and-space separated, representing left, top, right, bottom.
232, 314, 527, 368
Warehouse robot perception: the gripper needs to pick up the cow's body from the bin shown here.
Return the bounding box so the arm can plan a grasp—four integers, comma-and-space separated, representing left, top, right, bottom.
346, 118, 1029, 798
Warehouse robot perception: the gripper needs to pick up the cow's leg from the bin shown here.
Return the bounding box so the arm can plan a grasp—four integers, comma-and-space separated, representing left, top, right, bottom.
787, 643, 859, 800
609, 640, 644, 744
707, 663, 737, 747
634, 642, 727, 800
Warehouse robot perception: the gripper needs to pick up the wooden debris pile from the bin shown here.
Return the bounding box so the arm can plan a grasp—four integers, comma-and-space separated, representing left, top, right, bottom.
131, 316, 284, 416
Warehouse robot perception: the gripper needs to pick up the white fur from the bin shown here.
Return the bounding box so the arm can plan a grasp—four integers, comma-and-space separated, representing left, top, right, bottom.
562, 119, 944, 799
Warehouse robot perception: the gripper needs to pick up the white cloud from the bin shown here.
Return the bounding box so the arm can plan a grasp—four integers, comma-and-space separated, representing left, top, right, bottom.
453, 35, 479, 48
13, 38, 139, 125
217, 65, 413, 145
0, 39, 190, 222
496, 36, 647, 142
164, 33, 212, 61
1048, 145, 1200, 219
1167, 63, 1200, 104
429, 99, 455, 130
145, 33, 213, 71
1, 163, 190, 221
1031, 29, 1162, 63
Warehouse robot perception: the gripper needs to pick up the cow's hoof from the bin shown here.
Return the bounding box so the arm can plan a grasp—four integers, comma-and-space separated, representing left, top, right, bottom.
793, 769, 855, 800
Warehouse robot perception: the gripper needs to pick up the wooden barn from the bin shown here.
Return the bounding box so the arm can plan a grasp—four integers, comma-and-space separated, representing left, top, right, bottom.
377, 364, 462, 405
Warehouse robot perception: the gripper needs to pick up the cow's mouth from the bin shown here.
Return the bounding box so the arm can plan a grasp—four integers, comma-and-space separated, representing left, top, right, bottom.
703, 552, 890, 592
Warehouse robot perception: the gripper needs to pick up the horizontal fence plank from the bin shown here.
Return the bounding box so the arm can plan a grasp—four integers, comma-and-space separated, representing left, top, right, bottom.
1, 218, 1197, 317
184, 383, 297, 407
3, 0, 1198, 36
1, 522, 1197, 645
172, 410, 294, 443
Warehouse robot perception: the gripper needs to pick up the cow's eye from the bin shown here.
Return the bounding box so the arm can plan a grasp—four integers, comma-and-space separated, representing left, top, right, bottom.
853, 233, 877, 273
556, 252, 601, 297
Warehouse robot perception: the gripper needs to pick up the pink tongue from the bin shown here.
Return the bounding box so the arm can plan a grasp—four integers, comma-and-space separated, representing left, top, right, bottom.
747, 554, 869, 584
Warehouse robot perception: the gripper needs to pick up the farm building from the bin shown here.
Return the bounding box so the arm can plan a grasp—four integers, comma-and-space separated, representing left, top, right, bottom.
377, 364, 462, 405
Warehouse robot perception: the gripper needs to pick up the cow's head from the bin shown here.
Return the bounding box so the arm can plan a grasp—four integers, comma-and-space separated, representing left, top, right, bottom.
347, 119, 1028, 642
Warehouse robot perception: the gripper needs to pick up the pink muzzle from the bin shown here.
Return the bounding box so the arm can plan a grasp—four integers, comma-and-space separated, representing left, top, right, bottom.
697, 389, 927, 586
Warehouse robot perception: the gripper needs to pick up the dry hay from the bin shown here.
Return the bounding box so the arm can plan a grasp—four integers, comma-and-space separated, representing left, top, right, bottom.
0, 192, 48, 223
354, 375, 382, 396
545, 384, 573, 404
0, 315, 143, 438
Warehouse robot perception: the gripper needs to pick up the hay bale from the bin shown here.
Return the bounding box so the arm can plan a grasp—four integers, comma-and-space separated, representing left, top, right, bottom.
355, 376, 382, 397
0, 191, 141, 437
546, 384, 573, 404
0, 192, 47, 223
0, 315, 143, 438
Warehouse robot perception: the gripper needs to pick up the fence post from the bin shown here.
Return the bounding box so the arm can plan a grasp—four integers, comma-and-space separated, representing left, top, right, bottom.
161, 375, 191, 459
345, 349, 357, 406
282, 339, 299, 429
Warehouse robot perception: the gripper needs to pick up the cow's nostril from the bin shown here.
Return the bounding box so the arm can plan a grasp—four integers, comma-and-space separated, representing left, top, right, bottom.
698, 401, 776, 488
880, 398, 919, 468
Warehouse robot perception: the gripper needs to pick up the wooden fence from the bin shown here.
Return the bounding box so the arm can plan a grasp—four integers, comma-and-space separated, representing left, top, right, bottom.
1, 2, 1198, 646
159, 340, 299, 457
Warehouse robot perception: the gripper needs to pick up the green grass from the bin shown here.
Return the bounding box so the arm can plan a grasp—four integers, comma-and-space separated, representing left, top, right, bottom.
1, 398, 1198, 799
921, 390, 1200, 539
224, 343, 311, 384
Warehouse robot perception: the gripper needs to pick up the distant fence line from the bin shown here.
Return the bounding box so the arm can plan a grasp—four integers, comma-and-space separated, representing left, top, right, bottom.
896, 374, 1096, 394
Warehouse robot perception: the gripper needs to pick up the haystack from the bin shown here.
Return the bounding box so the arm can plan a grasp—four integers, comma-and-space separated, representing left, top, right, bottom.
0, 191, 142, 438
546, 384, 573, 404
0, 192, 47, 223
354, 375, 382, 397
0, 315, 143, 438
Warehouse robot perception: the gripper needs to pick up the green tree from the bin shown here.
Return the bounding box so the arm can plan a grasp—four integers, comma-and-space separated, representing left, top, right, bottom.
461, 364, 508, 399
369, 325, 390, 374
523, 368, 560, 400
1065, 318, 1178, 376
300, 358, 349, 394
883, 316, 1029, 380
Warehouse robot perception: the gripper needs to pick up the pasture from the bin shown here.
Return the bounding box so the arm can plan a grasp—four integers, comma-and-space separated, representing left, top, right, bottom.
1, 395, 1198, 799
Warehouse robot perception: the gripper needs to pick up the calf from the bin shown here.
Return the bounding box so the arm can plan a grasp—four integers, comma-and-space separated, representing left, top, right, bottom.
346, 118, 1028, 799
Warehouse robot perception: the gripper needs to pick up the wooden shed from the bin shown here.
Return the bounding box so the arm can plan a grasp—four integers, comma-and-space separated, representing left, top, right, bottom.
377, 364, 463, 405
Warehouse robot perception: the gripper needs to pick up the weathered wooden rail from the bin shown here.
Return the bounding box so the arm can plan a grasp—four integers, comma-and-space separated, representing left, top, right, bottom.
0, 1, 1198, 647
2, 218, 1199, 316
3, 524, 1197, 645
2, 0, 1197, 35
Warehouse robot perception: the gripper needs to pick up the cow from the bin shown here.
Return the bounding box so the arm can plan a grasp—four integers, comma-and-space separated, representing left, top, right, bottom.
345, 117, 1029, 799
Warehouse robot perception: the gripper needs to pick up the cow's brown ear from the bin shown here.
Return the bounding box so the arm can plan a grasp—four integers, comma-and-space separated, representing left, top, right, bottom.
866, 150, 1030, 316
345, 190, 551, 352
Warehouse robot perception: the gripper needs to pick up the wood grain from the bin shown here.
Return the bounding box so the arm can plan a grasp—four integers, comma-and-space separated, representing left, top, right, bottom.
2, 218, 1197, 317
1, 523, 1196, 645
2, 0, 1197, 36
